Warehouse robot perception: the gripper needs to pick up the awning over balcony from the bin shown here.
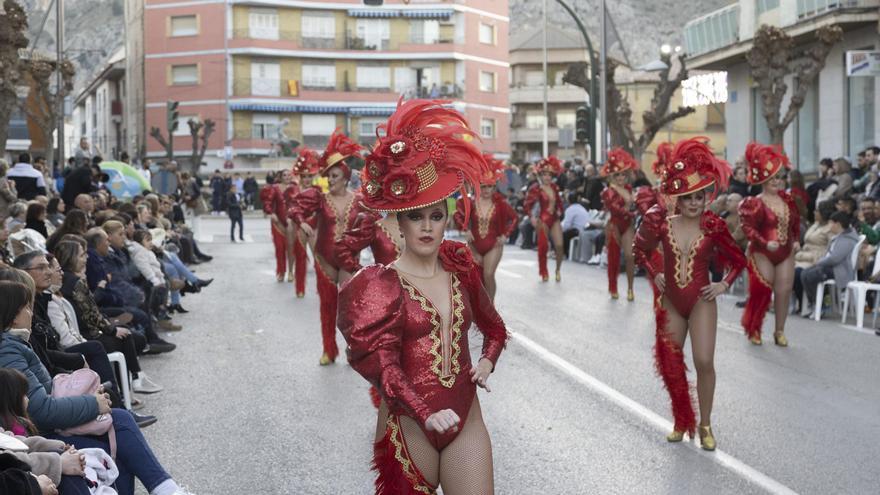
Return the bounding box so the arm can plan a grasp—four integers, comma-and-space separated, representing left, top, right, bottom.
298, 105, 347, 114
348, 9, 400, 18
401, 9, 453, 19
230, 103, 297, 113
349, 107, 395, 116
230, 103, 395, 116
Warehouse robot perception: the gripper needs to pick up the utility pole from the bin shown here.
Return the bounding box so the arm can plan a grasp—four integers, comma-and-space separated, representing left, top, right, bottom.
599, 0, 607, 163
542, 0, 548, 157
56, 0, 65, 170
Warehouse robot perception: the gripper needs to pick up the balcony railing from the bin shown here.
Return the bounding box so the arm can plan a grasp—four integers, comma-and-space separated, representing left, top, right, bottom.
796, 0, 873, 19
232, 28, 395, 51
232, 77, 463, 98
684, 4, 740, 57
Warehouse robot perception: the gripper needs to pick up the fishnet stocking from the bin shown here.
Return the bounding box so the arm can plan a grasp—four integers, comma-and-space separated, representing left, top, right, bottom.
398, 415, 441, 487
439, 400, 494, 495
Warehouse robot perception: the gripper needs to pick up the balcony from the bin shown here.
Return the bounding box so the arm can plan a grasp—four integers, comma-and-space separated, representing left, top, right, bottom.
509, 85, 586, 104
797, 0, 878, 19
511, 127, 561, 144
683, 4, 740, 57
232, 77, 464, 100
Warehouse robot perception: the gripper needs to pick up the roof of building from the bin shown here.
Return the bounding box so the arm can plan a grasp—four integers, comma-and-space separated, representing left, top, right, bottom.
510, 27, 586, 52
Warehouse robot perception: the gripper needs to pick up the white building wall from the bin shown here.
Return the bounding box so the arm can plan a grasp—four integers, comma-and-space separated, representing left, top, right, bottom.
724, 62, 751, 161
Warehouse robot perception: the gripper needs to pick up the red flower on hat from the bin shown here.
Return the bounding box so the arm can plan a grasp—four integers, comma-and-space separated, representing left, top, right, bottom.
382, 170, 420, 202
439, 240, 474, 273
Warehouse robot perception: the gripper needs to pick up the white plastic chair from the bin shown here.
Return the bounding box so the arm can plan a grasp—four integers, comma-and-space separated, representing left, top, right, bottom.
841, 246, 880, 328
814, 234, 865, 321
106, 351, 132, 410
568, 237, 580, 261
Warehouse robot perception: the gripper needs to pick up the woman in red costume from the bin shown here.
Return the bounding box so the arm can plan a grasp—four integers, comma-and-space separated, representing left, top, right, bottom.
283, 148, 320, 297
738, 142, 799, 346
634, 138, 746, 451
635, 142, 673, 300
260, 169, 295, 283
335, 209, 403, 281
338, 99, 507, 495
524, 156, 564, 282
601, 147, 639, 300
288, 130, 364, 365
454, 153, 517, 300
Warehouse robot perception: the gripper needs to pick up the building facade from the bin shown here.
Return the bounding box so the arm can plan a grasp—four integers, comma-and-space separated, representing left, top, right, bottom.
140, 0, 510, 169
72, 49, 127, 160
684, 0, 880, 174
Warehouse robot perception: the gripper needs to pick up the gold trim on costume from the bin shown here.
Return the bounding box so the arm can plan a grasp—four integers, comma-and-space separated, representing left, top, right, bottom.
764, 198, 790, 245
416, 161, 439, 193
666, 217, 705, 289
385, 415, 436, 494
376, 219, 403, 255
477, 202, 496, 239
328, 193, 356, 241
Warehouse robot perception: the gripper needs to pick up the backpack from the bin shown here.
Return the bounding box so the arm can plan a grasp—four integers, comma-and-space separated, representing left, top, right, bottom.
51, 368, 116, 457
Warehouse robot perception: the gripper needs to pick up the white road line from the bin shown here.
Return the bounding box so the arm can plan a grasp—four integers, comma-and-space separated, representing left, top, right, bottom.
496, 268, 523, 279
509, 329, 799, 495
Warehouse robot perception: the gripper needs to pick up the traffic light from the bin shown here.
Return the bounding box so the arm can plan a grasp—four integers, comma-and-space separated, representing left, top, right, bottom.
166, 100, 180, 133
576, 105, 590, 143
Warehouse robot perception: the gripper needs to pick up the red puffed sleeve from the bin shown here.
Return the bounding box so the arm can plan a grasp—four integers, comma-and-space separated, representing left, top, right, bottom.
702, 211, 747, 287
287, 187, 323, 226
634, 186, 659, 216
523, 184, 540, 217
338, 265, 434, 425
633, 204, 667, 280
781, 191, 801, 242
464, 265, 507, 367
453, 197, 467, 230
336, 210, 382, 273
551, 184, 564, 218
259, 186, 276, 215
601, 187, 634, 223
495, 193, 518, 237
738, 196, 768, 249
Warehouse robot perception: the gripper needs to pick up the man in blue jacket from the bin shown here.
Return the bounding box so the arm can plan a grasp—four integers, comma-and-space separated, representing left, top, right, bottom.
800, 211, 861, 317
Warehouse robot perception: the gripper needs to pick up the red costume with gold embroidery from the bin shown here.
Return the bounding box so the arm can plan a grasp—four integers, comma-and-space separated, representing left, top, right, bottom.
260, 183, 290, 280
454, 154, 517, 256
636, 142, 673, 298
633, 137, 745, 436
338, 99, 505, 495
738, 142, 800, 341
336, 211, 402, 273
524, 156, 563, 280
600, 148, 639, 295
288, 131, 363, 363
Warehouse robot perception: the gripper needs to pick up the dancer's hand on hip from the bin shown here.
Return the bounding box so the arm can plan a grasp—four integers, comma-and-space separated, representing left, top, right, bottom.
470, 358, 494, 392
654, 273, 666, 292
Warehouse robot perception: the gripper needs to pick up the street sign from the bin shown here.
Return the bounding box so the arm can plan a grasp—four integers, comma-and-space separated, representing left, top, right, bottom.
846, 51, 880, 77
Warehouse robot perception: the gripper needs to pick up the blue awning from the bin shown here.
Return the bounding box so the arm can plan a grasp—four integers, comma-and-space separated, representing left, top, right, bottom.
231, 103, 396, 116
348, 9, 400, 18
298, 105, 347, 114
401, 10, 453, 19
230, 103, 298, 113
349, 107, 396, 117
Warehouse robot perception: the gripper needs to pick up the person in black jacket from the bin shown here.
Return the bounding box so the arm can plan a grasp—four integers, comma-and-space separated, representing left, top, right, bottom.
60, 162, 100, 209
0, 452, 47, 495
227, 183, 244, 242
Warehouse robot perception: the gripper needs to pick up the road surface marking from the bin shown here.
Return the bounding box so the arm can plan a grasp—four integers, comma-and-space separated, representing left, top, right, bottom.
496, 268, 523, 279
509, 329, 799, 495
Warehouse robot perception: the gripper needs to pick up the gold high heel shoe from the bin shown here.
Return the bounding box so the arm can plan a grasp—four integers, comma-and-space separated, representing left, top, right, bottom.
555, 270, 561, 282
749, 335, 762, 345
276, 273, 284, 282
319, 353, 334, 366
610, 292, 619, 300
773, 332, 788, 347
627, 289, 634, 301
296, 292, 305, 299
666, 430, 686, 442
699, 425, 716, 451
287, 272, 294, 283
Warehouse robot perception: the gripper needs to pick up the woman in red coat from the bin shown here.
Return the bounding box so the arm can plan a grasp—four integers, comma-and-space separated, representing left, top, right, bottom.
634, 138, 746, 451
338, 99, 507, 495
738, 142, 800, 346
601, 148, 639, 300
524, 156, 565, 282
288, 130, 364, 365
454, 153, 517, 300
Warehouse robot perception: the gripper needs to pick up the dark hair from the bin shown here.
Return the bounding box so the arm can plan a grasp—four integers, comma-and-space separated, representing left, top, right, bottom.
0, 368, 36, 435
0, 280, 33, 331
25, 203, 46, 224
817, 200, 836, 223
112, 212, 132, 225
54, 240, 83, 273
830, 211, 852, 230
132, 229, 152, 245
61, 209, 88, 234
819, 158, 833, 168
11, 251, 44, 271
17, 152, 30, 164
870, 146, 880, 155
47, 197, 62, 215
117, 202, 138, 219
837, 197, 857, 212
85, 228, 107, 249
861, 197, 876, 205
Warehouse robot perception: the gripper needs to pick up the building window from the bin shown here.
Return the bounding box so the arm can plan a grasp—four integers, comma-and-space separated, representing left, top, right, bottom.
251, 62, 280, 96
556, 109, 575, 129
479, 71, 496, 92
356, 19, 390, 50
252, 113, 280, 140
525, 110, 546, 130
410, 20, 439, 44
302, 114, 338, 147
170, 64, 198, 85
479, 23, 495, 45
356, 65, 391, 90
756, 0, 779, 15
848, 75, 876, 156
750, 88, 771, 143
524, 70, 544, 87
796, 82, 818, 174
358, 117, 385, 145
301, 64, 336, 90
302, 12, 335, 47
170, 15, 198, 37
173, 115, 199, 137
480, 118, 496, 138
249, 8, 278, 40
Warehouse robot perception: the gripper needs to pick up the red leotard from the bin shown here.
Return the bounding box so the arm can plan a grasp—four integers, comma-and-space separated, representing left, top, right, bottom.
339, 241, 507, 451
601, 185, 635, 236
524, 183, 563, 226
634, 205, 747, 318
260, 184, 290, 277
454, 193, 517, 256
288, 187, 363, 271
336, 211, 403, 273
738, 193, 800, 265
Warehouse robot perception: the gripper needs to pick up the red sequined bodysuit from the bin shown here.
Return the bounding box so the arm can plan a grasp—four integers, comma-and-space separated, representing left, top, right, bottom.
601, 185, 635, 295
260, 184, 290, 278
524, 183, 563, 279
738, 193, 800, 265
336, 211, 403, 273
453, 193, 517, 256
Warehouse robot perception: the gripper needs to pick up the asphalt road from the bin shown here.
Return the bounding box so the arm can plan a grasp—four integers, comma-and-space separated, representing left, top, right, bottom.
134, 216, 880, 495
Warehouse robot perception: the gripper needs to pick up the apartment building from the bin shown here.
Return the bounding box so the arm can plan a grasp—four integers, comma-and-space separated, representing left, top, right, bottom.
684, 0, 879, 173
141, 0, 510, 169
72, 49, 128, 160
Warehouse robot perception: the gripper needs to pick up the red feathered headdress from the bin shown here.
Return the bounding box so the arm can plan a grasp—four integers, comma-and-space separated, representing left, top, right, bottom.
534, 155, 563, 177
319, 128, 362, 178
601, 147, 639, 177
361, 98, 489, 215
292, 147, 320, 176
652, 142, 674, 178
481, 153, 506, 185
744, 141, 790, 185
660, 137, 731, 199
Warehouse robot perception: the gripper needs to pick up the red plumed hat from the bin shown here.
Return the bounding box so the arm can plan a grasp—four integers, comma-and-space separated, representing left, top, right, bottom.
652, 142, 674, 178
534, 155, 563, 177
361, 98, 489, 213
744, 141, 790, 185
319, 128, 362, 177
481, 153, 506, 185
601, 147, 639, 176
660, 137, 731, 198
292, 147, 320, 176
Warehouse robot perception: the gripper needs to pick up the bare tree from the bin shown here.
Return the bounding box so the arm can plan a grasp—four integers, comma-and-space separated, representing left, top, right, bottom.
0, 0, 30, 152
19, 57, 75, 156
149, 126, 172, 160
187, 117, 215, 173
746, 24, 842, 146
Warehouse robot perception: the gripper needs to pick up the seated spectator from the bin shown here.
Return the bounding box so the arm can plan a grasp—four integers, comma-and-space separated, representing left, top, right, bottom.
72, 195, 94, 221
0, 280, 195, 495
45, 209, 88, 254
46, 198, 65, 229
855, 197, 880, 245
831, 157, 854, 199
794, 200, 836, 313
809, 158, 838, 212
560, 193, 591, 259
577, 209, 607, 264
865, 170, 880, 201
799, 212, 860, 317
5, 201, 27, 232
728, 163, 751, 198
24, 203, 48, 240
836, 197, 856, 216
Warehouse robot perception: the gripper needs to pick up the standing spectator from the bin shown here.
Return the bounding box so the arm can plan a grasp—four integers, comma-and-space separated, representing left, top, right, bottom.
0, 159, 18, 226
831, 157, 854, 199
233, 173, 244, 197
243, 172, 258, 210
581, 163, 604, 210
60, 162, 99, 209
6, 153, 46, 200
227, 184, 244, 242
799, 212, 859, 316
866, 146, 880, 171
209, 169, 225, 215
150, 161, 179, 196
139, 159, 152, 184
73, 137, 92, 167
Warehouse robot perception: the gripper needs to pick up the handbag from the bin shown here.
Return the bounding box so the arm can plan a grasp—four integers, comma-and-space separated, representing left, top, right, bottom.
51, 368, 117, 457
